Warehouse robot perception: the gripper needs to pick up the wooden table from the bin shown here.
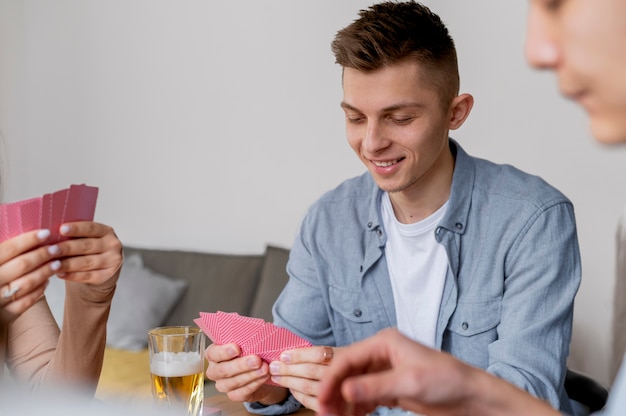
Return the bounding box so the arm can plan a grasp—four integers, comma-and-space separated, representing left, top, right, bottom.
204, 394, 314, 416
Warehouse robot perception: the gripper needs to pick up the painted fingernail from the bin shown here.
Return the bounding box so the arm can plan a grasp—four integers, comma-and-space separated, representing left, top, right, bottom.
50, 260, 61, 271
47, 245, 59, 255
280, 353, 291, 363
37, 229, 51, 240
60, 225, 70, 235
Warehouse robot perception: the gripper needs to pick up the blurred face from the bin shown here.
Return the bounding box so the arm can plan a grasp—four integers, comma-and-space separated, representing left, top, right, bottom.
525, 0, 626, 144
341, 61, 467, 198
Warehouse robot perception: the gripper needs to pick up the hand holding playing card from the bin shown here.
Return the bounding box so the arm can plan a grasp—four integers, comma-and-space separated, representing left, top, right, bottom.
0, 184, 98, 243
197, 311, 336, 412
0, 184, 122, 320
196, 311, 312, 387
195, 312, 312, 362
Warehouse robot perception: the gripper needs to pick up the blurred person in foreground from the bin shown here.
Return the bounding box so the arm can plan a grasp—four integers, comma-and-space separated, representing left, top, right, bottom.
318, 0, 626, 415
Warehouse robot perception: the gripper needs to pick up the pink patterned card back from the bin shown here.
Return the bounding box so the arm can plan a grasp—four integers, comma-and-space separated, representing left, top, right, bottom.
0, 184, 99, 243
196, 311, 312, 381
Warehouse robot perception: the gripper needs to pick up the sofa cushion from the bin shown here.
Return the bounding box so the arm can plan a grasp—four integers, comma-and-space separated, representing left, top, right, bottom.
249, 245, 290, 322
107, 253, 189, 350
123, 246, 265, 328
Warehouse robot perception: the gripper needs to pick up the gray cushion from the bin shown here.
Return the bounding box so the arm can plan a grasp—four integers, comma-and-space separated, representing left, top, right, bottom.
123, 246, 265, 327
249, 245, 290, 322
107, 253, 188, 350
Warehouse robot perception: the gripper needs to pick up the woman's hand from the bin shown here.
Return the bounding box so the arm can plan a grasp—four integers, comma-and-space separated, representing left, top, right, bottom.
53, 221, 123, 285
0, 229, 60, 320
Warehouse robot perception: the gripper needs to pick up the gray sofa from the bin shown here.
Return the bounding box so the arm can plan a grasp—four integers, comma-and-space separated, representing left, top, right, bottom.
94, 244, 291, 403
124, 244, 290, 326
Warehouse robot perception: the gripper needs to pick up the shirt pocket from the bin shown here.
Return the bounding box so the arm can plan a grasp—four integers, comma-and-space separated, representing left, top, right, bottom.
448, 296, 502, 336
329, 285, 376, 344
443, 297, 502, 368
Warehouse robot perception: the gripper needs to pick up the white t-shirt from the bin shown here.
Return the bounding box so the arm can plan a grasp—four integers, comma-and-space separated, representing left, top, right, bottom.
381, 192, 449, 348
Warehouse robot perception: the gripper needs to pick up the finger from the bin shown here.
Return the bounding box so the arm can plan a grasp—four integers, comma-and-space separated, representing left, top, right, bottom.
57, 251, 121, 274
56, 232, 122, 259
281, 345, 333, 365
271, 371, 321, 401
58, 221, 113, 238
0, 245, 60, 288
205, 343, 241, 363
341, 370, 403, 403
2, 281, 49, 318
0, 229, 52, 264
208, 354, 264, 382
0, 260, 60, 308
218, 369, 270, 401
270, 360, 327, 386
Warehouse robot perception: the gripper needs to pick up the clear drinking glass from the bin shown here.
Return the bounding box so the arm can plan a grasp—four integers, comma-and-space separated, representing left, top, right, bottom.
148, 326, 205, 416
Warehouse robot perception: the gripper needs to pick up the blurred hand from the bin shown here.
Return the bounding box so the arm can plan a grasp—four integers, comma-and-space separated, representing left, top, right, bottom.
205, 342, 288, 405
317, 328, 560, 416
268, 345, 335, 411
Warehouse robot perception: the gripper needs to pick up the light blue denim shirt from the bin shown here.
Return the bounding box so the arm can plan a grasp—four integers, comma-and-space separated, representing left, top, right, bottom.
248, 140, 580, 415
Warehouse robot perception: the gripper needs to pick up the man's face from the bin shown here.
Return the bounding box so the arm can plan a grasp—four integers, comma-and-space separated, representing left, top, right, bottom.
525, 0, 626, 144
341, 61, 456, 197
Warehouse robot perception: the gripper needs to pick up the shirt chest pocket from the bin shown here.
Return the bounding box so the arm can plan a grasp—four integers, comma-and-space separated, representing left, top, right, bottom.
448, 297, 502, 337
329, 285, 380, 344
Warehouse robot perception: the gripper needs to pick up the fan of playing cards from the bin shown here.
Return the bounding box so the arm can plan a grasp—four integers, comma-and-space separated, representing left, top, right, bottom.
0, 184, 98, 243
194, 311, 312, 364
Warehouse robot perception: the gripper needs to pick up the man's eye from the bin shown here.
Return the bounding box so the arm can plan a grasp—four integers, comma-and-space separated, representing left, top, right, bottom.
346, 115, 365, 123
390, 117, 414, 125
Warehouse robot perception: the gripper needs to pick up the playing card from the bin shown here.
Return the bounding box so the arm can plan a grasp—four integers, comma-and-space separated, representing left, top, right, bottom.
50, 188, 69, 242
0, 204, 10, 242
19, 197, 43, 232
196, 311, 312, 359
64, 184, 98, 223
194, 313, 220, 343
240, 323, 279, 355
0, 184, 99, 244
4, 202, 25, 240
216, 311, 241, 345
40, 193, 53, 230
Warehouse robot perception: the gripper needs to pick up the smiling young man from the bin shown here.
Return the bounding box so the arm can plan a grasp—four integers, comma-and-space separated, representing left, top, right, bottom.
317, 0, 626, 415
204, 2, 581, 414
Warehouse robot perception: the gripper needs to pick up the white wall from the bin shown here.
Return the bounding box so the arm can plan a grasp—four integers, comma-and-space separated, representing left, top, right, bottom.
1, 0, 625, 387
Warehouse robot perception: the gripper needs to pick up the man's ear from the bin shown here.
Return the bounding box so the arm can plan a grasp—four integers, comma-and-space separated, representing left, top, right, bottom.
449, 93, 474, 130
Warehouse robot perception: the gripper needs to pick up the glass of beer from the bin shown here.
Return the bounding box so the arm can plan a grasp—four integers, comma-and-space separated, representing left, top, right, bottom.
148, 326, 205, 416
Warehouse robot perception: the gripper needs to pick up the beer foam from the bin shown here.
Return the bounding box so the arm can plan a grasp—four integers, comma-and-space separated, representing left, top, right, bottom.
150, 351, 204, 377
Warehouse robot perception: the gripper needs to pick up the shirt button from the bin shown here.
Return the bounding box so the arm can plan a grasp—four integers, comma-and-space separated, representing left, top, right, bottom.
353, 309, 362, 317
455, 223, 463, 230
462, 322, 469, 330
367, 222, 373, 228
